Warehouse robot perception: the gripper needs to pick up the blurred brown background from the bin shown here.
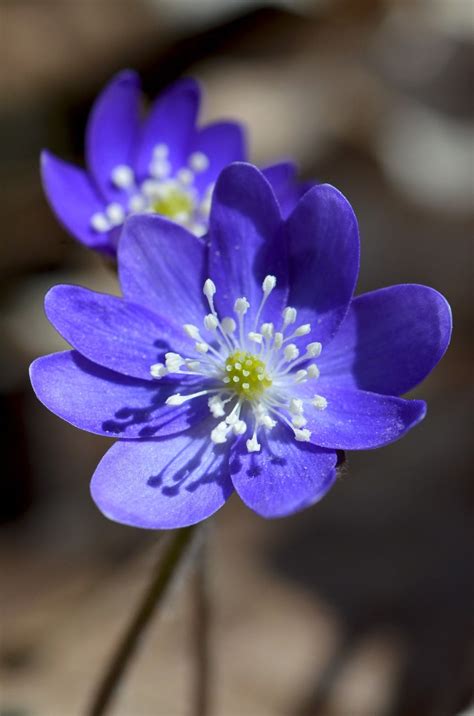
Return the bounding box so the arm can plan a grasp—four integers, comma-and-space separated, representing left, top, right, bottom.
1, 1, 473, 715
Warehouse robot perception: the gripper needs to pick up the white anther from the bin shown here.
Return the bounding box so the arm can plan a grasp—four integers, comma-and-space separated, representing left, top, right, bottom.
234, 297, 250, 315
211, 422, 229, 444
177, 168, 194, 185
262, 275, 277, 295
246, 435, 261, 452
292, 415, 307, 428
284, 344, 300, 362
221, 317, 236, 334
248, 332, 263, 344
129, 194, 146, 212
283, 307, 297, 326
311, 395, 328, 410
189, 152, 209, 172
111, 165, 134, 189
165, 393, 189, 406
307, 364, 320, 379
306, 342, 322, 358
150, 362, 168, 379
203, 279, 216, 301
274, 332, 283, 349
106, 203, 125, 225
233, 420, 247, 435
149, 159, 171, 180
261, 323, 274, 339
289, 398, 304, 415
90, 213, 110, 232
195, 342, 209, 354
208, 396, 225, 417
165, 352, 184, 371
153, 144, 169, 159
294, 370, 308, 383
184, 324, 201, 340
203, 314, 218, 331
141, 179, 160, 197
184, 359, 201, 371
294, 428, 311, 442
261, 415, 277, 429
294, 324, 311, 337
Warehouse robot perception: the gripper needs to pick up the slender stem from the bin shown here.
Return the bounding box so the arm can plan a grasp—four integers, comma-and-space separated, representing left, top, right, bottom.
191, 529, 211, 716
88, 525, 199, 716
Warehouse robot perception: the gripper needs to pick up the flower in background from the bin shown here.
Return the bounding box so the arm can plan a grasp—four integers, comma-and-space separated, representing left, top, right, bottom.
41, 70, 310, 255
30, 164, 451, 528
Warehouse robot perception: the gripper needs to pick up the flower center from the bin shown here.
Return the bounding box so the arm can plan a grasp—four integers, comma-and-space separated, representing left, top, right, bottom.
89, 145, 213, 238
150, 276, 328, 453
224, 351, 272, 398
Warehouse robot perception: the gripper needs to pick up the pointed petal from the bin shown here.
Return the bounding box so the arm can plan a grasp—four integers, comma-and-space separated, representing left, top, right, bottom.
30, 351, 207, 439
298, 384, 426, 449
190, 121, 247, 194
319, 285, 453, 395
40, 151, 112, 252
86, 70, 141, 202
135, 78, 201, 179
118, 214, 207, 326
229, 423, 337, 518
208, 163, 287, 325
90, 424, 233, 529
286, 184, 360, 344
45, 285, 193, 381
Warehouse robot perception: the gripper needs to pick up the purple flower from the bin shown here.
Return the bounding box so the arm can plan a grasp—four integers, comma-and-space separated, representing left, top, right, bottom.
41, 70, 308, 255
30, 164, 452, 528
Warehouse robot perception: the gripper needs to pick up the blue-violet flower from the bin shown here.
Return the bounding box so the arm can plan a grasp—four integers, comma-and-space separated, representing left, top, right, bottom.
30, 163, 452, 528
41, 70, 308, 255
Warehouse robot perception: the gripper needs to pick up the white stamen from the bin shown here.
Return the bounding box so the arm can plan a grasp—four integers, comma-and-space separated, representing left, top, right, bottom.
262, 275, 277, 295
306, 342, 322, 358
246, 434, 261, 452
289, 398, 304, 415
203, 279, 216, 304
261, 323, 274, 339
311, 395, 328, 410
106, 203, 125, 226
221, 317, 236, 334
234, 297, 250, 315
129, 195, 147, 212
150, 362, 168, 378
211, 421, 229, 444
294, 370, 308, 383
294, 428, 311, 442
283, 307, 297, 327
294, 324, 311, 337
233, 420, 247, 435
208, 396, 226, 417
284, 344, 299, 362
189, 152, 209, 172
177, 168, 194, 185
184, 324, 201, 340
111, 165, 134, 189
307, 364, 320, 379
248, 332, 263, 344
274, 332, 283, 349
292, 415, 307, 428
204, 314, 218, 331
149, 159, 171, 180
90, 213, 110, 232
195, 342, 209, 354
165, 352, 184, 371
153, 144, 169, 159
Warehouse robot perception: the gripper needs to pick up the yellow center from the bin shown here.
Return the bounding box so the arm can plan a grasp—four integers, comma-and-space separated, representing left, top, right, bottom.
152, 189, 194, 220
225, 351, 272, 398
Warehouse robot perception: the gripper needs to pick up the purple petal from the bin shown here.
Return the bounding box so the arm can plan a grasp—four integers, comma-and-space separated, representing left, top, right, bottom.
86, 70, 141, 203
40, 151, 112, 253
30, 351, 207, 439
286, 184, 360, 345
90, 423, 233, 529
45, 285, 193, 381
118, 214, 207, 326
135, 78, 200, 180
190, 121, 247, 195
318, 285, 453, 396
208, 163, 287, 325
262, 162, 313, 218
229, 423, 337, 518
298, 384, 426, 449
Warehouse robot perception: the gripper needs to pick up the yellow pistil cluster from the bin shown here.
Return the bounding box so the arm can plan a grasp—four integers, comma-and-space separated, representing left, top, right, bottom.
224, 351, 272, 398
152, 188, 194, 220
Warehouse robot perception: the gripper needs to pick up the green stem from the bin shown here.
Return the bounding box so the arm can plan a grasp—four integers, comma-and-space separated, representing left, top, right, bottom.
191, 529, 211, 716
88, 525, 199, 716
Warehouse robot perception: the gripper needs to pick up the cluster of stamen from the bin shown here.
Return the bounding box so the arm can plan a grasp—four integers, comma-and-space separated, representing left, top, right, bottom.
90, 144, 213, 237
150, 276, 328, 453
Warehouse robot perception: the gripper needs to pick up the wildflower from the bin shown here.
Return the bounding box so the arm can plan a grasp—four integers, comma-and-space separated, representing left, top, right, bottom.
41, 70, 310, 255
30, 164, 451, 528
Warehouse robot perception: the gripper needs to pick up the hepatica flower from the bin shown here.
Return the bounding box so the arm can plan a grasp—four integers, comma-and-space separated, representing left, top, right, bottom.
30, 164, 451, 528
41, 70, 307, 255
